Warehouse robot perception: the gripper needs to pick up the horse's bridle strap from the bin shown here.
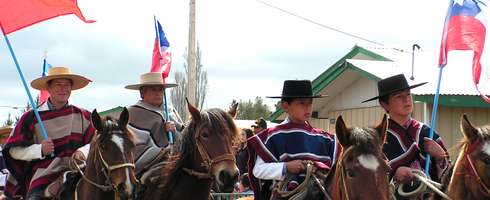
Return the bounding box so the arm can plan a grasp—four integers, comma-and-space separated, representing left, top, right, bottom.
183, 167, 212, 179
71, 156, 113, 192
107, 163, 135, 171
465, 153, 490, 197
97, 148, 135, 172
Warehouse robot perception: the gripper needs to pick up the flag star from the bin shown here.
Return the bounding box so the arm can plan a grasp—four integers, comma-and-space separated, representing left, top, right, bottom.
454, 0, 465, 6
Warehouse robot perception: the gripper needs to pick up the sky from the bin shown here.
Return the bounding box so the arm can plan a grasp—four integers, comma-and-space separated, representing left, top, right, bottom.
0, 0, 450, 123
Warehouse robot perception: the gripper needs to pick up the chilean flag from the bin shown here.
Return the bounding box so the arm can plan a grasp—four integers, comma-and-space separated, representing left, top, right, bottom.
439, 0, 490, 102
39, 58, 52, 105
150, 18, 171, 80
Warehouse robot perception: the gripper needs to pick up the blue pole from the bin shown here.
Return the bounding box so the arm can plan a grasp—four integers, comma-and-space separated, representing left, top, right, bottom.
2, 33, 49, 141
163, 89, 174, 144
424, 67, 444, 175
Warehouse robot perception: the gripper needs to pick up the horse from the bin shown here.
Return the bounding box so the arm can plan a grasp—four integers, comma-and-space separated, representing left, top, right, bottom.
443, 114, 490, 199
327, 114, 392, 200
141, 101, 240, 200
59, 108, 138, 200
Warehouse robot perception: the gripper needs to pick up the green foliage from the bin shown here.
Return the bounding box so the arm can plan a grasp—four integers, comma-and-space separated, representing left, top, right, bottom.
236, 97, 272, 120
3, 113, 14, 126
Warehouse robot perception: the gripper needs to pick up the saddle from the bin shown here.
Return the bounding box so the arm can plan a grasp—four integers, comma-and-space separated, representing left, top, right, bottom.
139, 148, 170, 186
43, 171, 81, 199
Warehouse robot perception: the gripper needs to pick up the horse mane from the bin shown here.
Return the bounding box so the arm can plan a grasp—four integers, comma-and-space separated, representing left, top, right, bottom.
345, 127, 383, 154
96, 116, 135, 148
157, 108, 239, 196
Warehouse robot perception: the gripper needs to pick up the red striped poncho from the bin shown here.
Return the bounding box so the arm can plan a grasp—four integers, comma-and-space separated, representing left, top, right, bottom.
2, 105, 95, 199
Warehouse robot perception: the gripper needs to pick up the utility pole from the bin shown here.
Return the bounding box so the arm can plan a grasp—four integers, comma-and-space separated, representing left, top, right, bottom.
187, 0, 197, 106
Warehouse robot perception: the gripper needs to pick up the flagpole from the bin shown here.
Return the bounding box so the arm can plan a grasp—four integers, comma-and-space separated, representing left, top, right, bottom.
153, 17, 174, 144
424, 67, 444, 175
1, 31, 49, 141
163, 88, 173, 144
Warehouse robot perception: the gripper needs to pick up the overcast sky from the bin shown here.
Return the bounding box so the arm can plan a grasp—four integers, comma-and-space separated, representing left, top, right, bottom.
0, 0, 449, 123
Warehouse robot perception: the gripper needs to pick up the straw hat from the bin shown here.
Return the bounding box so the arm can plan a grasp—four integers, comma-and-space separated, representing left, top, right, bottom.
125, 72, 178, 90
31, 67, 91, 90
0, 125, 13, 135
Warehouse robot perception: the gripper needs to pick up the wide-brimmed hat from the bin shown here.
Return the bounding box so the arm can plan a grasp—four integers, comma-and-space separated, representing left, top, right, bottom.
31, 67, 91, 90
251, 117, 267, 129
125, 72, 178, 90
267, 80, 327, 98
362, 74, 427, 103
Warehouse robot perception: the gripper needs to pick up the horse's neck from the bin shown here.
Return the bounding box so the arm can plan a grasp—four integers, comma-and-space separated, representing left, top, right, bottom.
447, 151, 486, 200
165, 169, 212, 200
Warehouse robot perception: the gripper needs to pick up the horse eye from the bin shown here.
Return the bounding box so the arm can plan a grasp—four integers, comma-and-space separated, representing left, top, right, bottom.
482, 156, 490, 165
346, 169, 356, 178
201, 132, 209, 138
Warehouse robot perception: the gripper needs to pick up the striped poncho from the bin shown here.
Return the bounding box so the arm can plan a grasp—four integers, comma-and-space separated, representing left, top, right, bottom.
2, 105, 94, 199
246, 121, 339, 200
383, 118, 449, 181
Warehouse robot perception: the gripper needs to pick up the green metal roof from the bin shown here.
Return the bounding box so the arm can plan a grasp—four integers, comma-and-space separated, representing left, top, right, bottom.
269, 45, 389, 120
269, 45, 490, 121
99, 106, 124, 116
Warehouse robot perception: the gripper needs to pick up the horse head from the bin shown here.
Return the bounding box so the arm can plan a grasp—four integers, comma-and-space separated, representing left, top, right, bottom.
332, 114, 391, 200
447, 114, 490, 199
185, 100, 240, 193
91, 108, 138, 199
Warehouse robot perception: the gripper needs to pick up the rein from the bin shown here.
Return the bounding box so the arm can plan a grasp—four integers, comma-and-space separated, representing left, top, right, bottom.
271, 160, 332, 200
395, 169, 452, 200
182, 128, 235, 179
337, 146, 353, 200
461, 139, 490, 197
73, 146, 136, 192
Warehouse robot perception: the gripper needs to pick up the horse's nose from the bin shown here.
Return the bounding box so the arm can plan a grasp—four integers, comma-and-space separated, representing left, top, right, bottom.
219, 170, 239, 189
116, 183, 132, 200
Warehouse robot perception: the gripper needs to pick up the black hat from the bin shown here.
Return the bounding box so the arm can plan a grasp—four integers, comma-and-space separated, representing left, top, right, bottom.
267, 80, 327, 98
251, 118, 267, 129
362, 74, 427, 103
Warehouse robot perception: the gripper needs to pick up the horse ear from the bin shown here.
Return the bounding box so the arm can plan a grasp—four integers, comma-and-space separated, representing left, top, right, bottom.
228, 100, 238, 119
119, 107, 129, 128
186, 98, 201, 122
335, 115, 351, 147
91, 109, 103, 131
461, 114, 478, 143
375, 114, 388, 146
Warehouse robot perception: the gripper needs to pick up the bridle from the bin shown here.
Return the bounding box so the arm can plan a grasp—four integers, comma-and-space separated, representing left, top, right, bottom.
183, 127, 236, 180
73, 144, 136, 192
337, 146, 392, 200
457, 139, 490, 197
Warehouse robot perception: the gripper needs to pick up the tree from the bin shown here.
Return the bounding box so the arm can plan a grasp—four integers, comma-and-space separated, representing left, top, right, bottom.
236, 97, 272, 120
3, 113, 14, 126
170, 43, 208, 120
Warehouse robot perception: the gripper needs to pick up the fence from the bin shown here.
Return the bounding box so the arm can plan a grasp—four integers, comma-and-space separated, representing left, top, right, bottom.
211, 193, 253, 200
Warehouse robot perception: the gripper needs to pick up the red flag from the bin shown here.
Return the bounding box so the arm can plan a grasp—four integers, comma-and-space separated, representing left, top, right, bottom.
0, 0, 94, 35
150, 18, 171, 80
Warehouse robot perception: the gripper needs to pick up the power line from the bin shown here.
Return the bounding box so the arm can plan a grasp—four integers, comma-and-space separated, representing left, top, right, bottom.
255, 0, 384, 46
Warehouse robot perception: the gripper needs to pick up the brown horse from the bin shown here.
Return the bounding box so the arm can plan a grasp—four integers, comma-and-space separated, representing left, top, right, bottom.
328, 114, 392, 200
142, 101, 240, 200
60, 108, 138, 200
444, 114, 490, 199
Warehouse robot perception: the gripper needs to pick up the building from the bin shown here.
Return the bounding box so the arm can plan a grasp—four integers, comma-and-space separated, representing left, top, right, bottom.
270, 45, 490, 149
